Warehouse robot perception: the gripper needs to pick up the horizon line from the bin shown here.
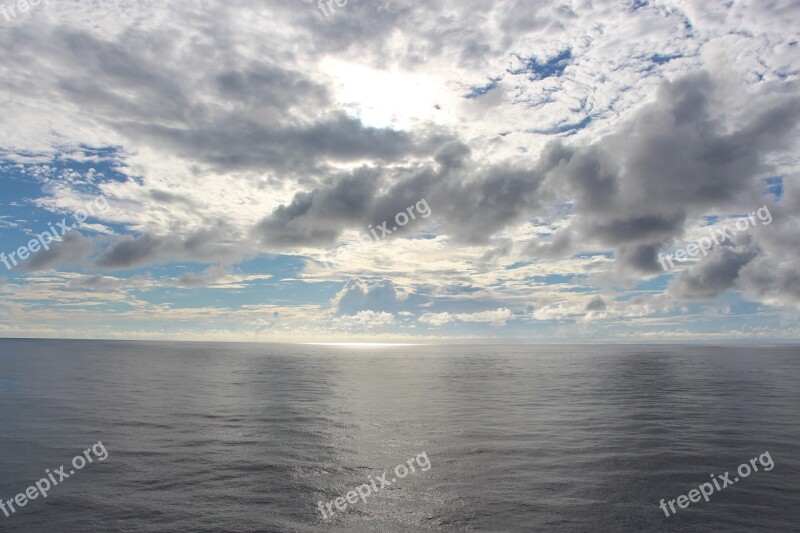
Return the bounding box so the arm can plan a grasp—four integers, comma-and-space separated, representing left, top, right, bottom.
0, 336, 798, 347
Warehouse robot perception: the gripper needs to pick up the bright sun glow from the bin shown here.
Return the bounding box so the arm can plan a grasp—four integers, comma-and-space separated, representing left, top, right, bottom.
320, 60, 454, 129
305, 343, 424, 348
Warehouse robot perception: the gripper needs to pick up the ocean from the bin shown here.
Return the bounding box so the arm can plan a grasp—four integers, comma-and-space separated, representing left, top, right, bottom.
0, 340, 798, 531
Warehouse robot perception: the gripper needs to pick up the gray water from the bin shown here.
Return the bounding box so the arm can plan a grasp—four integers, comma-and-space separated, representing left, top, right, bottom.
0, 340, 798, 532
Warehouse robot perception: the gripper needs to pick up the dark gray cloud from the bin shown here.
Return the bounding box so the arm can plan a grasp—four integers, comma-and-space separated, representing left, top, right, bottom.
213, 62, 330, 110
479, 239, 514, 263
253, 137, 553, 248
591, 214, 686, 246
549, 72, 800, 274
250, 69, 800, 283
255, 166, 382, 248
615, 244, 665, 275
433, 163, 547, 243
739, 259, 800, 307
149, 190, 198, 207
122, 112, 443, 175
585, 296, 607, 311
94, 233, 164, 269
94, 226, 241, 270
23, 232, 94, 273
669, 245, 759, 300
67, 275, 127, 291
734, 200, 800, 306
0, 22, 445, 177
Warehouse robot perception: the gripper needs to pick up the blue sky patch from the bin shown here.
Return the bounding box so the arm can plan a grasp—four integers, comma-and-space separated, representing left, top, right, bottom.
509, 49, 573, 80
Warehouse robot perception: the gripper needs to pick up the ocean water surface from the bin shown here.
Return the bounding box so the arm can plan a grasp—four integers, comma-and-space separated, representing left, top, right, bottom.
0, 340, 798, 531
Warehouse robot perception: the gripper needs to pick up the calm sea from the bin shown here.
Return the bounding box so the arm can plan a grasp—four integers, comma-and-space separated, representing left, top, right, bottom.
0, 340, 798, 532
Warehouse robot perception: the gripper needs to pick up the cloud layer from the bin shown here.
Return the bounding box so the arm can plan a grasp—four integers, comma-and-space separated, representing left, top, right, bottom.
0, 0, 799, 341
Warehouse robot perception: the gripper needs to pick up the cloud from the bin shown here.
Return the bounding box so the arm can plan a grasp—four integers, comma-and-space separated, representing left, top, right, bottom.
458, 307, 513, 324
332, 278, 408, 316
419, 307, 513, 326
669, 244, 759, 300
22, 232, 95, 273
1, 0, 800, 340
585, 296, 607, 312
66, 274, 129, 291
548, 71, 800, 275
418, 312, 455, 327
333, 310, 395, 329
255, 167, 382, 249
94, 225, 242, 270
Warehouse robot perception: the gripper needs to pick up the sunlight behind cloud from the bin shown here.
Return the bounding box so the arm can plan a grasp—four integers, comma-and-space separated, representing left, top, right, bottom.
320, 59, 455, 129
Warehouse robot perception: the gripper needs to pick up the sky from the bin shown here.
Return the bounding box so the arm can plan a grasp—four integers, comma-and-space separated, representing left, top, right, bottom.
0, 0, 798, 343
